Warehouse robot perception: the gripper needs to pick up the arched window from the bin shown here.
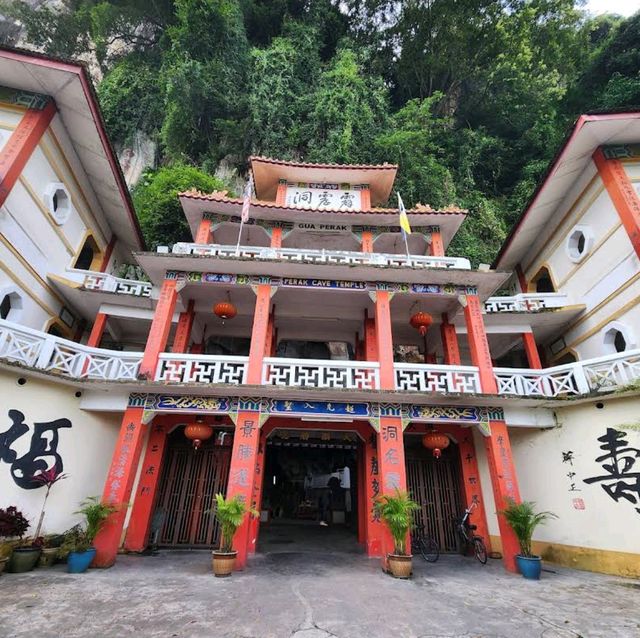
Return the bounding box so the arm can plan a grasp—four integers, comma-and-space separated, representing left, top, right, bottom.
530, 266, 556, 293
73, 234, 102, 271
602, 322, 636, 355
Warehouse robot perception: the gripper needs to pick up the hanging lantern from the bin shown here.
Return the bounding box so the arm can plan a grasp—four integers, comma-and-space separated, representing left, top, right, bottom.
184, 421, 213, 450
422, 432, 450, 459
410, 311, 433, 337
214, 301, 237, 321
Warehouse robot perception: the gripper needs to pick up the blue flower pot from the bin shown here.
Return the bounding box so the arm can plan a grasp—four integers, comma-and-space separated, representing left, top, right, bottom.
67, 548, 96, 574
516, 555, 542, 580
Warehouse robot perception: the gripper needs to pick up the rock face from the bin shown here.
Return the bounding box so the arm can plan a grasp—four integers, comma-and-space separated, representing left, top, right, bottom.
117, 131, 157, 188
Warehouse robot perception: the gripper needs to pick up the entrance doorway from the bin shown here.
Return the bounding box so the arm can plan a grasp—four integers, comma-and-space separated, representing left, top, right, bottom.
405, 435, 464, 552
154, 429, 231, 548
258, 428, 361, 553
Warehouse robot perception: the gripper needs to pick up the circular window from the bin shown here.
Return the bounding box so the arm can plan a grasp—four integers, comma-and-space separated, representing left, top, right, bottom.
566, 226, 593, 263
44, 182, 72, 225
602, 322, 636, 355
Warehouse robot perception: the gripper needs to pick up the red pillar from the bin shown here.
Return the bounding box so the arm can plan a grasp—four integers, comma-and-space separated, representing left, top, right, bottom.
0, 100, 56, 207
248, 428, 267, 555
123, 420, 169, 552
195, 218, 212, 244
593, 147, 640, 259
139, 279, 178, 378
457, 431, 491, 552
440, 313, 461, 365
226, 411, 261, 568
429, 229, 444, 257
271, 227, 283, 249
361, 188, 371, 211
275, 182, 287, 206
246, 284, 272, 384
172, 300, 195, 353
361, 230, 374, 253
374, 291, 395, 390
87, 312, 108, 348
364, 430, 384, 556
463, 294, 497, 393
93, 407, 147, 567
357, 442, 366, 544
484, 420, 522, 572
515, 265, 528, 294
99, 236, 116, 273
522, 331, 542, 369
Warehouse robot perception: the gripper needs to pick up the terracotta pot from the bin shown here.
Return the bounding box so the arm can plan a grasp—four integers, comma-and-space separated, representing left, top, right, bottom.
387, 553, 412, 579
0, 557, 8, 576
38, 547, 59, 567
212, 550, 237, 577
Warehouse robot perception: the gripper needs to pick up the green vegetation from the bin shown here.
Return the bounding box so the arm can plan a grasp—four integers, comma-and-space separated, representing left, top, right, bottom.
374, 490, 419, 556
4, 1, 639, 263
501, 498, 558, 558
212, 493, 256, 553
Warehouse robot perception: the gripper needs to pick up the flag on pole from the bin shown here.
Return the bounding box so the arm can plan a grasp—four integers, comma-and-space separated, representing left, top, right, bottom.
241, 172, 253, 223
397, 193, 412, 235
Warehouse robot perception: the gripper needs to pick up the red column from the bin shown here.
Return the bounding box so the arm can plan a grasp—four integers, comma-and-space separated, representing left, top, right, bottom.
248, 428, 267, 555
361, 230, 374, 253
484, 420, 522, 572
515, 265, 528, 294
364, 430, 384, 556
429, 229, 444, 257
271, 227, 283, 248
464, 294, 497, 393
457, 431, 491, 552
374, 291, 395, 390
357, 442, 366, 544
522, 331, 542, 369
124, 420, 169, 552
172, 300, 194, 353
195, 218, 212, 244
364, 317, 378, 361
87, 312, 108, 348
139, 279, 178, 378
275, 182, 287, 206
226, 411, 261, 568
0, 100, 56, 207
99, 236, 116, 273
361, 188, 371, 211
593, 147, 640, 259
94, 406, 147, 567
440, 314, 461, 365
246, 284, 272, 384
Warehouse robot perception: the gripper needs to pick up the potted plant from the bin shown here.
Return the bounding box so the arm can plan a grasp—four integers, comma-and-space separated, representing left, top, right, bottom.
0, 506, 41, 573
374, 490, 420, 579
501, 498, 558, 580
61, 497, 117, 573
211, 493, 256, 577
32, 467, 67, 541
38, 534, 65, 567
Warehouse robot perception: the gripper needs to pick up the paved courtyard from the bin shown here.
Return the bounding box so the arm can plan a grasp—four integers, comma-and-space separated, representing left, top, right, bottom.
1, 548, 638, 638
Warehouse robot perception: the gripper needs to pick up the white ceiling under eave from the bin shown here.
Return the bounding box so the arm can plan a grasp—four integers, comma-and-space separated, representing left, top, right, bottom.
0, 49, 144, 253
495, 113, 640, 271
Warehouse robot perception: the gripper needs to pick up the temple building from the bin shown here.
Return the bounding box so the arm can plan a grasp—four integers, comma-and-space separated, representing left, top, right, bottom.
0, 48, 639, 578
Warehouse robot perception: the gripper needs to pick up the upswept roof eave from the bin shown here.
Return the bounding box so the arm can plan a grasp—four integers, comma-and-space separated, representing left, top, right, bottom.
249, 156, 399, 171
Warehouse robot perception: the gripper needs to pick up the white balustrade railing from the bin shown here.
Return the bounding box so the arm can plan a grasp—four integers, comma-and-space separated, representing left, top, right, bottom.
172, 242, 471, 270
484, 293, 570, 313
77, 270, 152, 297
262, 357, 380, 390
2, 319, 639, 397
395, 363, 482, 394
0, 319, 142, 380
155, 353, 248, 385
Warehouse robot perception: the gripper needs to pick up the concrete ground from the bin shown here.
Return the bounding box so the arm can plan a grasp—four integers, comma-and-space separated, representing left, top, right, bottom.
0, 545, 638, 638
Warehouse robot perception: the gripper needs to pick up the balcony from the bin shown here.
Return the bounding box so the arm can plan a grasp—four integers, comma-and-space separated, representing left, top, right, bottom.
484, 293, 570, 313
1, 319, 639, 399
171, 242, 471, 271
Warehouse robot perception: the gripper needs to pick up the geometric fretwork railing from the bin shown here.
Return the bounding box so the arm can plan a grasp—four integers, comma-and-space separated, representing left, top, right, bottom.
262, 357, 381, 390
484, 293, 570, 313
395, 363, 482, 394
155, 353, 248, 385
172, 242, 472, 271
1, 319, 640, 397
82, 271, 153, 297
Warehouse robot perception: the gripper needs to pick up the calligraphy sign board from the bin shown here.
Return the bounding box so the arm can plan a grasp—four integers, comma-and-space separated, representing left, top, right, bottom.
285, 183, 362, 210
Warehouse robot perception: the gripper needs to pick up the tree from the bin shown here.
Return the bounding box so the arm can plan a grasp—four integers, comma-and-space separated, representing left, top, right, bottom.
133, 165, 227, 248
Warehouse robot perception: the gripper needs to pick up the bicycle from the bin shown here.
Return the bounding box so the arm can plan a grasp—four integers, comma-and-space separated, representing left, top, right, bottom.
410, 523, 440, 562
454, 502, 487, 565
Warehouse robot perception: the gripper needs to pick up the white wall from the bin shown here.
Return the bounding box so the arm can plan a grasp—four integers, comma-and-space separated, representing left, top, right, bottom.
0, 370, 121, 536
476, 395, 640, 556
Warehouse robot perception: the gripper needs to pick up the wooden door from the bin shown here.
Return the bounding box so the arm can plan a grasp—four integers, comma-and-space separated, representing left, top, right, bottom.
155, 438, 231, 548
406, 447, 463, 552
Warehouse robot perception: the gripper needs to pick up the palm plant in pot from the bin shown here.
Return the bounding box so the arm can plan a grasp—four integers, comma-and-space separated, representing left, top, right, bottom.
501, 498, 557, 580
0, 506, 41, 574
211, 493, 256, 577
374, 490, 420, 579
62, 497, 117, 573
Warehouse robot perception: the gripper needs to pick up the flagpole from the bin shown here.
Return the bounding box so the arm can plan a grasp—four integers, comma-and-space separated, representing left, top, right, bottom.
235, 217, 244, 256
402, 228, 411, 265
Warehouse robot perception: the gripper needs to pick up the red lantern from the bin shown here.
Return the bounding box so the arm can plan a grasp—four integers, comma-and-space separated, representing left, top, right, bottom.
214, 301, 237, 321
410, 311, 433, 337
184, 422, 214, 450
422, 432, 450, 459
